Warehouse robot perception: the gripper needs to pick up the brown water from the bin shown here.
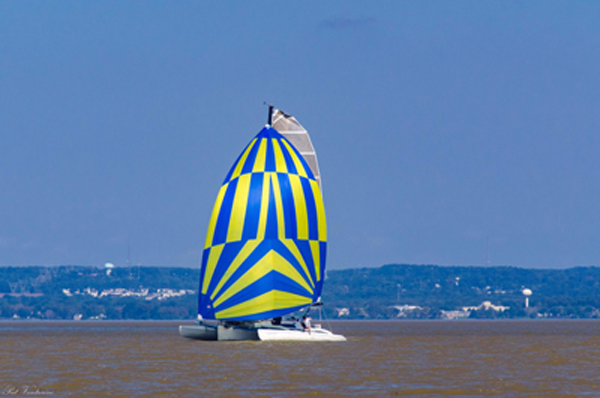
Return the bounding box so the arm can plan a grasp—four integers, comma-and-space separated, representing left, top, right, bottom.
1, 320, 600, 396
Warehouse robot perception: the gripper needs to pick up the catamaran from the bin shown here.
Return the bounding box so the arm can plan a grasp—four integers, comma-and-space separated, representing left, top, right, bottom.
179, 107, 345, 342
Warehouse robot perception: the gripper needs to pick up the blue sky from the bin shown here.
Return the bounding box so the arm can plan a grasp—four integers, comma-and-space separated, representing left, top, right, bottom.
1, 1, 599, 269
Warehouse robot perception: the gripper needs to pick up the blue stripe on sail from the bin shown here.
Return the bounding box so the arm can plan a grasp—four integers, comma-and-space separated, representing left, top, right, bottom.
315, 241, 327, 297
271, 270, 313, 297
212, 179, 239, 246
264, 127, 281, 140
264, 136, 276, 172
289, 240, 318, 291
241, 135, 262, 176
264, 177, 279, 239
283, 136, 316, 180
198, 248, 211, 316
210, 240, 273, 304
215, 271, 313, 315
241, 172, 263, 241
263, 126, 283, 139
279, 140, 298, 175
301, 177, 319, 241
198, 248, 210, 294
198, 294, 215, 319
277, 173, 297, 239
205, 241, 246, 298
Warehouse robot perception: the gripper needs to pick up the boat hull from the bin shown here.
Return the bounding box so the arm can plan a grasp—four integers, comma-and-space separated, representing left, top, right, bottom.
178, 324, 217, 340
217, 324, 259, 341
179, 323, 345, 342
258, 328, 346, 342
179, 324, 260, 341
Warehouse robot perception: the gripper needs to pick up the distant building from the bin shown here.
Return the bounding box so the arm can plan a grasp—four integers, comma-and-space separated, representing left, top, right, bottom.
462, 301, 510, 312
391, 305, 422, 318
61, 287, 195, 300
441, 310, 470, 320
336, 307, 350, 317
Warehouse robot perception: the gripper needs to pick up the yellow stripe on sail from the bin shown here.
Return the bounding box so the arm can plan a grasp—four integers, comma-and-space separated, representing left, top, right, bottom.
310, 179, 327, 242
281, 139, 308, 178
270, 174, 286, 240
281, 239, 315, 289
210, 239, 262, 300
215, 290, 312, 319
310, 240, 321, 282
271, 139, 287, 173
213, 249, 313, 308
204, 184, 229, 249
230, 138, 258, 181
289, 174, 309, 240
252, 138, 267, 173
213, 251, 271, 308
226, 173, 252, 243
256, 173, 270, 241
201, 244, 225, 294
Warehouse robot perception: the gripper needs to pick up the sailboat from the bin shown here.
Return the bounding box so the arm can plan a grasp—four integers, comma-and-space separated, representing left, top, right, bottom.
179, 107, 345, 342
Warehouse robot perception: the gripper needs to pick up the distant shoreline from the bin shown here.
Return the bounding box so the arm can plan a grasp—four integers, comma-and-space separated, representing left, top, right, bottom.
3, 264, 600, 320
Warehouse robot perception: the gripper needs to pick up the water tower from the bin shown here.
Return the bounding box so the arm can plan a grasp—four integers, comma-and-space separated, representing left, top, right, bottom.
522, 288, 532, 308
105, 262, 114, 276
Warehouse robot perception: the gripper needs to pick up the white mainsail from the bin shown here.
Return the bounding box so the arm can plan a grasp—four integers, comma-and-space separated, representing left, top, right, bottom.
272, 109, 322, 190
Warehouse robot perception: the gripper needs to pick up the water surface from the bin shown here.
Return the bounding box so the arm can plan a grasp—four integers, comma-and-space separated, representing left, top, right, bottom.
2, 320, 599, 396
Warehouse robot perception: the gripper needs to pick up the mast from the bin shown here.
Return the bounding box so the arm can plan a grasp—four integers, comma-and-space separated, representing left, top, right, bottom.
267, 105, 274, 126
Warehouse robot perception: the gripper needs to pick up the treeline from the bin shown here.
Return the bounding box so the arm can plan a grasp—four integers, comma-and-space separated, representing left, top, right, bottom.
322, 264, 600, 319
0, 266, 198, 320
1, 264, 600, 320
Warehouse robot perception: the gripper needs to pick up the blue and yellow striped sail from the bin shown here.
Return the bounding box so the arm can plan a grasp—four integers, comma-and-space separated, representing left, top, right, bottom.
198, 126, 327, 321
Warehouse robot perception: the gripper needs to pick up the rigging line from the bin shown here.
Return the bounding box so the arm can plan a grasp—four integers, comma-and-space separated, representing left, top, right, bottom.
321, 305, 334, 333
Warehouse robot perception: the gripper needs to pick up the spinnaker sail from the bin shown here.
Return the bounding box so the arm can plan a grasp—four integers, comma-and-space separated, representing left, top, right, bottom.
198, 113, 326, 321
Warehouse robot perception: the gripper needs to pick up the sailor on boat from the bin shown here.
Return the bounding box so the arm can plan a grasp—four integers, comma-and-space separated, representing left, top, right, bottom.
302, 316, 312, 334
